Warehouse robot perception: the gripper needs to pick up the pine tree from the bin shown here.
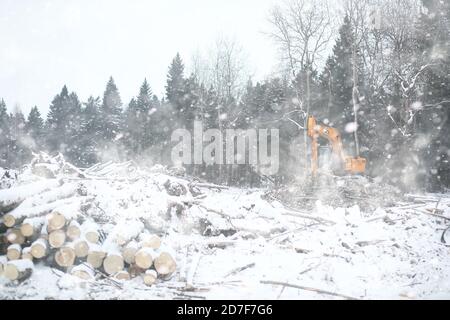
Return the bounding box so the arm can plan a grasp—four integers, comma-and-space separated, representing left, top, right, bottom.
26, 106, 45, 145
166, 53, 186, 114
124, 98, 140, 154
78, 96, 102, 166
101, 77, 123, 142
46, 86, 83, 164
9, 108, 30, 167
137, 79, 155, 150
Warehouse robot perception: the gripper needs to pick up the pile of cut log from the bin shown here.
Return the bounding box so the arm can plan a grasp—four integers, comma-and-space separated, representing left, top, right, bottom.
0, 160, 177, 286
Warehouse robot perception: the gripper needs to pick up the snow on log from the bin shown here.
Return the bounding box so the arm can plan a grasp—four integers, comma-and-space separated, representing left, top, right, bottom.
31, 239, 49, 259
55, 245, 76, 268
17, 182, 78, 211
154, 247, 177, 277
6, 228, 25, 245
122, 241, 139, 264
0, 179, 61, 214
86, 245, 106, 269
48, 229, 66, 249
140, 234, 161, 250
66, 221, 81, 241
7, 244, 22, 260
135, 247, 156, 269
3, 196, 86, 228
47, 212, 67, 232
106, 220, 144, 246
73, 239, 89, 258
103, 252, 125, 275
20, 217, 45, 237
143, 270, 157, 286
21, 247, 33, 261
4, 259, 33, 281
71, 263, 95, 280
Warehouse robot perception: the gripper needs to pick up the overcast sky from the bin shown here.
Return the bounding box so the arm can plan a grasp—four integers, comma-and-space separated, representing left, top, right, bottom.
0, 0, 279, 115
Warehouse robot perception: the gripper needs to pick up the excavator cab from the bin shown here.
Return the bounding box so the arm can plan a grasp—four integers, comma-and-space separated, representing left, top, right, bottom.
307, 116, 366, 177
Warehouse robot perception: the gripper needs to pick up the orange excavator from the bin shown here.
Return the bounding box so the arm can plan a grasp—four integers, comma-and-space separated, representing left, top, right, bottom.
307, 116, 366, 178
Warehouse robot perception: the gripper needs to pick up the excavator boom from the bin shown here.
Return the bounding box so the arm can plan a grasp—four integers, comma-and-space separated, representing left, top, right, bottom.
307, 116, 366, 177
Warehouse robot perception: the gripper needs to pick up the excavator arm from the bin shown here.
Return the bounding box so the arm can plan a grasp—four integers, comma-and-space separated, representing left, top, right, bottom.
307, 116, 366, 177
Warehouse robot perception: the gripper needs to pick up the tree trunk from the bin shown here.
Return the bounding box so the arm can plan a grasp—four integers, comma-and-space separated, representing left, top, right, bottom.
352, 45, 360, 157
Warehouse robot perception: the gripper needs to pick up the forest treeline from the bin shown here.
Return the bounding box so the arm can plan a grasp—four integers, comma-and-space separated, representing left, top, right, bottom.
0, 0, 448, 191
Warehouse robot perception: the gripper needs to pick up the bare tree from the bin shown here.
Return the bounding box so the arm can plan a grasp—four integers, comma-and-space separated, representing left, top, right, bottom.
267, 0, 333, 177
190, 36, 249, 104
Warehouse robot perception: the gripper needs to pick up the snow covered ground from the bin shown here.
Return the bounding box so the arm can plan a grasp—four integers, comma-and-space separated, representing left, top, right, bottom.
1, 157, 449, 300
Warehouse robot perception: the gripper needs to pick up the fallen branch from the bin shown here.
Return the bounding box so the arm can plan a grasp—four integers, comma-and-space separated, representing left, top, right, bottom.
413, 209, 450, 221
195, 183, 229, 190
224, 263, 255, 278
282, 211, 335, 226
260, 280, 358, 300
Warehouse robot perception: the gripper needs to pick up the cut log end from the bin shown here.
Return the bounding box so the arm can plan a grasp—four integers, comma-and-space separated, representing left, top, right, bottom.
3, 214, 16, 228
67, 224, 81, 241
114, 271, 131, 281
87, 251, 106, 269
74, 240, 89, 258
31, 239, 49, 259
7, 245, 22, 261
103, 254, 125, 275
47, 212, 67, 232
6, 229, 25, 245
85, 231, 100, 244
55, 246, 76, 268
135, 248, 154, 270
49, 230, 66, 249
71, 264, 95, 280
154, 252, 177, 276
122, 245, 138, 265
4, 260, 33, 281
20, 223, 35, 237
141, 235, 161, 250
143, 270, 157, 286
